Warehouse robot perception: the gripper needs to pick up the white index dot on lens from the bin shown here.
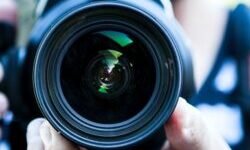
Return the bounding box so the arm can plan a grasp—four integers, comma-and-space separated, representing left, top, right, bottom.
214, 59, 237, 94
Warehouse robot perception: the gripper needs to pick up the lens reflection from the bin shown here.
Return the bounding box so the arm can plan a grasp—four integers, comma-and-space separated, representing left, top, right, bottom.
87, 49, 130, 96
98, 31, 133, 47
60, 29, 156, 124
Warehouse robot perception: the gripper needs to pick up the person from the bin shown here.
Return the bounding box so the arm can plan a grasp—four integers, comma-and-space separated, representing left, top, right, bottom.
26, 0, 240, 149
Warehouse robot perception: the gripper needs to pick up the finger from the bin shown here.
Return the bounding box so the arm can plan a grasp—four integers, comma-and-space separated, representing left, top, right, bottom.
40, 121, 80, 150
0, 63, 4, 83
163, 98, 194, 150
163, 97, 230, 150
27, 118, 45, 150
164, 98, 199, 147
0, 92, 9, 117
0, 0, 17, 25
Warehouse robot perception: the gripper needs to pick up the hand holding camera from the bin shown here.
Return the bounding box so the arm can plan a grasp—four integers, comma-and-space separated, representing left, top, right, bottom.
26, 98, 230, 150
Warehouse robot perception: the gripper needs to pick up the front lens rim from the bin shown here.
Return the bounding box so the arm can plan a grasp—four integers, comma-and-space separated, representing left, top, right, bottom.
33, 1, 182, 148
56, 23, 160, 130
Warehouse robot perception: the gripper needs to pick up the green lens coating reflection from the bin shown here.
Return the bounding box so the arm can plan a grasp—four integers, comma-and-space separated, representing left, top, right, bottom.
98, 31, 133, 47
99, 50, 122, 67
99, 85, 108, 94
98, 50, 123, 94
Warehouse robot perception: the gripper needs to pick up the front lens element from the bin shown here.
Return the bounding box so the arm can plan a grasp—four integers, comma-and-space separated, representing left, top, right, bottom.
60, 29, 156, 124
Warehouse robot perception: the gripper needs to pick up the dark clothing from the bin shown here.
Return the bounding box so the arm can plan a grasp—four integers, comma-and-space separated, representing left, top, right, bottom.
191, 4, 250, 150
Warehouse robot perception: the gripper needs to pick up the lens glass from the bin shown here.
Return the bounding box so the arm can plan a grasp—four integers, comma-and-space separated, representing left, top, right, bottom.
60, 29, 156, 124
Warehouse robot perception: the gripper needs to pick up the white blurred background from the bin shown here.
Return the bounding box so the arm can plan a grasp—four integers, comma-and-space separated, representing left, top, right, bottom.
17, 0, 250, 46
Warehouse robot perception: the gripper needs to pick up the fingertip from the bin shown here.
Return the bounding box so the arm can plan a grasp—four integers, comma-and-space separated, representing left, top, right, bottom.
164, 97, 188, 128
0, 93, 8, 115
0, 63, 4, 83
163, 98, 212, 149
40, 121, 52, 147
27, 118, 45, 141
27, 118, 46, 150
164, 98, 188, 143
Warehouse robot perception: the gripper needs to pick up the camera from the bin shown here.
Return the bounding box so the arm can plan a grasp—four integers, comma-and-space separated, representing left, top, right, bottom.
0, 0, 195, 149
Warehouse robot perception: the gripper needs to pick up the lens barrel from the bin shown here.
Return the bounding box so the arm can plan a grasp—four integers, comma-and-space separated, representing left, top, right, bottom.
32, 0, 182, 149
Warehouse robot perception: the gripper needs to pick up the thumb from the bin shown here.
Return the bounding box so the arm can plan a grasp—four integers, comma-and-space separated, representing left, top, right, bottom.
27, 118, 45, 150
163, 98, 230, 150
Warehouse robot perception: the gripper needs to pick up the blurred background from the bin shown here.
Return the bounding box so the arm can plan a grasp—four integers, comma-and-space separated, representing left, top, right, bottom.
17, 0, 37, 46
2, 0, 249, 150
17, 0, 250, 47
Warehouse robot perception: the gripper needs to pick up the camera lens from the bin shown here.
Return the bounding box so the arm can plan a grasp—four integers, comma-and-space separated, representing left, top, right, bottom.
60, 30, 156, 124
33, 1, 182, 148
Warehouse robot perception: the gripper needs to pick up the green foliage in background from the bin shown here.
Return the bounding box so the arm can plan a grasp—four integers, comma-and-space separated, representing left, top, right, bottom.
17, 0, 36, 46
215, 0, 250, 8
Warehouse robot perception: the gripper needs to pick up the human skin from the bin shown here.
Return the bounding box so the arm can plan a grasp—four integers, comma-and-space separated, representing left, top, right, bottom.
0, 64, 8, 117
0, 0, 17, 26
0, 93, 9, 138
26, 98, 230, 150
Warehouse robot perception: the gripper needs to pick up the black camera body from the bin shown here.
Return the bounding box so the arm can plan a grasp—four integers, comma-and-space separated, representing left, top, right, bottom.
0, 0, 195, 149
